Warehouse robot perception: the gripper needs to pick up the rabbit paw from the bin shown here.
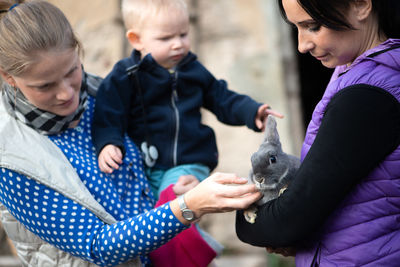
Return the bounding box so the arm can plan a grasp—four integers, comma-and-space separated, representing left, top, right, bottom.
244, 206, 258, 224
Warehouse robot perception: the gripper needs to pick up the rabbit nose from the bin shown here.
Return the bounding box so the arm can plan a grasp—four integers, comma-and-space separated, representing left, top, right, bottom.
255, 176, 265, 184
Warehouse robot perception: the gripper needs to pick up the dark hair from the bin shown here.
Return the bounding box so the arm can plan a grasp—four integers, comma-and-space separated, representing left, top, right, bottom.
277, 0, 400, 38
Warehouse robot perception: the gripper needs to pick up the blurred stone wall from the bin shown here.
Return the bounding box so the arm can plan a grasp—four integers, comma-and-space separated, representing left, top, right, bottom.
48, 0, 125, 77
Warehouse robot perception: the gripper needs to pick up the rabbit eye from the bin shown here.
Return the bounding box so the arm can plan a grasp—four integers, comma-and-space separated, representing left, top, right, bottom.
269, 155, 277, 164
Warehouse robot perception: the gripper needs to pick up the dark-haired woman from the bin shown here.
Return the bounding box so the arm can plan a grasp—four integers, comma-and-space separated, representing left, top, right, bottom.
236, 0, 400, 266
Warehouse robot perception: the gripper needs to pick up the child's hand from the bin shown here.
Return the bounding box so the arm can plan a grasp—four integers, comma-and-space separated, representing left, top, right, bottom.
255, 104, 284, 131
173, 175, 200, 196
98, 144, 123, 174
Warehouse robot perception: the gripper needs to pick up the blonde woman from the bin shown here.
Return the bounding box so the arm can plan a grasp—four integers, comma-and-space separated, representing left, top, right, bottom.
0, 1, 261, 266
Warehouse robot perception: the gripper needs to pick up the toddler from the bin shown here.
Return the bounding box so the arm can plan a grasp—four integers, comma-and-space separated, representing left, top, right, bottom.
92, 0, 282, 198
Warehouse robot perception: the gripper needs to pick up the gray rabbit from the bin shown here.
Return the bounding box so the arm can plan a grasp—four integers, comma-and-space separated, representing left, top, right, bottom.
244, 116, 300, 223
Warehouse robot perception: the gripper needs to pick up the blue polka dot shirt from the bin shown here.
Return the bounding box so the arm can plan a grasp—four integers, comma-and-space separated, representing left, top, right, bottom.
0, 96, 187, 266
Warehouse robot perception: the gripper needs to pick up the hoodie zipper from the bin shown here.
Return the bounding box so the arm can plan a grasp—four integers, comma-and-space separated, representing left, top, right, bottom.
170, 70, 179, 166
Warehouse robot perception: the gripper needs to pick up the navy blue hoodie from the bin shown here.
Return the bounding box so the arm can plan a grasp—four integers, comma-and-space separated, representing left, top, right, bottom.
92, 50, 261, 171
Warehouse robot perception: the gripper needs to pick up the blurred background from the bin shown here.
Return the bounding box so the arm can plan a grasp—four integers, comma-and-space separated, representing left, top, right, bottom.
0, 0, 334, 266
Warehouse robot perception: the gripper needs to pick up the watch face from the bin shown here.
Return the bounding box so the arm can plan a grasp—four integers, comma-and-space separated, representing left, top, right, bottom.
182, 210, 194, 221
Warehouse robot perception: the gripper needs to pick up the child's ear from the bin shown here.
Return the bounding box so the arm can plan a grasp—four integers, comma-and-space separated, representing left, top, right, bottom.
126, 30, 143, 51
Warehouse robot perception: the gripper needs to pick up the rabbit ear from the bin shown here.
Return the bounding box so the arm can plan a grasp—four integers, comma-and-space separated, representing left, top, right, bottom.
264, 116, 280, 143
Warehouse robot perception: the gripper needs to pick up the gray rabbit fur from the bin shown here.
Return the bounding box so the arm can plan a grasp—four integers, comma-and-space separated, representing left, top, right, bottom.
244, 116, 300, 223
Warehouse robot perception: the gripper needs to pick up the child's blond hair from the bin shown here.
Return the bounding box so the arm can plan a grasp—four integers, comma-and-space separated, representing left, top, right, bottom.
121, 0, 188, 32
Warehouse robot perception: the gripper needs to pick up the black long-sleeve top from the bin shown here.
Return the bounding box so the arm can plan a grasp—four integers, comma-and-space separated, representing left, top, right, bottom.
236, 85, 400, 247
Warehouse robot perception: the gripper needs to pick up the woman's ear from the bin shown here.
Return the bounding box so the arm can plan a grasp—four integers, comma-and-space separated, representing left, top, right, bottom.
126, 30, 143, 51
352, 0, 373, 21
0, 69, 16, 87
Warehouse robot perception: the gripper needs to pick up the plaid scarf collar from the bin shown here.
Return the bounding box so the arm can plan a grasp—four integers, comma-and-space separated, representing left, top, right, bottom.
2, 79, 88, 135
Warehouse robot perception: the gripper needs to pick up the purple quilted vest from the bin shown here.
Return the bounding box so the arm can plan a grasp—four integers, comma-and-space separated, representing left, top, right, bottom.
296, 39, 400, 267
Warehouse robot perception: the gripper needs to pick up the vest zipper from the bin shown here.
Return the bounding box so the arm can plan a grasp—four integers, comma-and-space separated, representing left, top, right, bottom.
310, 242, 321, 267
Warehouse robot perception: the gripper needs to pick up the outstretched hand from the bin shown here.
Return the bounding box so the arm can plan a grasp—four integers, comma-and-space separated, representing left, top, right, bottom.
255, 104, 284, 131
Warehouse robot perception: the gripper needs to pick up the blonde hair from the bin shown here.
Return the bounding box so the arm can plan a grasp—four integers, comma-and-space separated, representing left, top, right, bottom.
0, 0, 81, 76
121, 0, 188, 31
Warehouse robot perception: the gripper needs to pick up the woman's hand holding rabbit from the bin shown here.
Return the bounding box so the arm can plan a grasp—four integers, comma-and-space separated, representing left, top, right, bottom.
171, 173, 262, 224
184, 173, 262, 217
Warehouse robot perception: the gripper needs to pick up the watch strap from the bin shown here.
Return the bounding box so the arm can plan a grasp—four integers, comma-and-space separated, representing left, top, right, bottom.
177, 194, 187, 210
177, 194, 196, 222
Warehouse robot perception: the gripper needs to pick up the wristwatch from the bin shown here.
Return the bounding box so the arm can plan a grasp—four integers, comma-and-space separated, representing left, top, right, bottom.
177, 194, 196, 222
